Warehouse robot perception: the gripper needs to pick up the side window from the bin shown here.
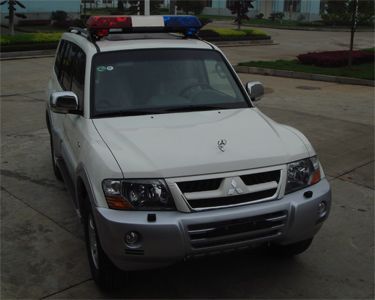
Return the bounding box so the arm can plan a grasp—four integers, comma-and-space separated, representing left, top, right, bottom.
54, 40, 66, 79
59, 42, 75, 91
71, 47, 86, 108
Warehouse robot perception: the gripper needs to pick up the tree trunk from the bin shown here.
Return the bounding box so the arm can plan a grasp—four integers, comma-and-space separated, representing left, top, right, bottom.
237, 5, 241, 30
9, 5, 15, 35
348, 0, 359, 67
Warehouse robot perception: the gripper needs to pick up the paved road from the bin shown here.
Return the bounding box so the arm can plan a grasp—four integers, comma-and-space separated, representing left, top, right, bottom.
207, 21, 375, 64
1, 57, 374, 299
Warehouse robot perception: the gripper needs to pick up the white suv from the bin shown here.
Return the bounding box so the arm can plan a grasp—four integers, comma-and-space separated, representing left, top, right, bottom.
46, 15, 331, 289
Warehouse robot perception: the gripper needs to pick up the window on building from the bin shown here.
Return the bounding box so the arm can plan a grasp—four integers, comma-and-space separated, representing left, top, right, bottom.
284, 0, 301, 12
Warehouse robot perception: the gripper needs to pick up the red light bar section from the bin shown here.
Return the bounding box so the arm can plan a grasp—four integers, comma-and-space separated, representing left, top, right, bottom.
86, 16, 132, 29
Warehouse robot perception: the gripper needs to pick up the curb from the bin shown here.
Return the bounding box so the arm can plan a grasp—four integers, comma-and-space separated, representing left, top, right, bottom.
213, 40, 275, 47
243, 23, 374, 32
234, 65, 375, 87
0, 49, 56, 60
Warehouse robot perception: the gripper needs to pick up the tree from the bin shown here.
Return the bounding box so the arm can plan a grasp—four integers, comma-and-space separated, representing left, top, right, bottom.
128, 0, 163, 15
117, 0, 125, 12
176, 0, 206, 15
348, 0, 359, 67
0, 0, 26, 35
321, 0, 374, 67
228, 0, 254, 30
321, 0, 374, 26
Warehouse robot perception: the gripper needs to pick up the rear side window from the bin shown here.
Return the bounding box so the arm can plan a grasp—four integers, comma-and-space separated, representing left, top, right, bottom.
55, 40, 86, 109
54, 40, 66, 78
71, 46, 86, 106
60, 42, 75, 90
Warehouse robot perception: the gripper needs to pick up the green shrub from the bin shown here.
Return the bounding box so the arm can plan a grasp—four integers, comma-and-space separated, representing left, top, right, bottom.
51, 10, 68, 22
241, 28, 268, 36
0, 33, 62, 45
210, 28, 247, 37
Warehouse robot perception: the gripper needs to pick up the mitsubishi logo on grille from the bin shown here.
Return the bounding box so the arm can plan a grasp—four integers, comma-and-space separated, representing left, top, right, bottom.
228, 178, 244, 195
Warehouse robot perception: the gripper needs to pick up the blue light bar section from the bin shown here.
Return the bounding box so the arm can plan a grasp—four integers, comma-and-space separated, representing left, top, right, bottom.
163, 16, 202, 36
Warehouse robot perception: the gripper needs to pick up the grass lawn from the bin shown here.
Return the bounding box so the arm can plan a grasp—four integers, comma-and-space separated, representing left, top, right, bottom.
0, 32, 62, 45
208, 27, 268, 37
238, 60, 374, 80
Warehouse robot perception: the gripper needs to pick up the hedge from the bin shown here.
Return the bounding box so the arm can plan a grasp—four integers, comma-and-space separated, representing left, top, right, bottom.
298, 50, 374, 67
198, 27, 270, 41
0, 32, 62, 45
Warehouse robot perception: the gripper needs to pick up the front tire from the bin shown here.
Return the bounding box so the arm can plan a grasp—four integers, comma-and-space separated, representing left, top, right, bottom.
83, 200, 126, 290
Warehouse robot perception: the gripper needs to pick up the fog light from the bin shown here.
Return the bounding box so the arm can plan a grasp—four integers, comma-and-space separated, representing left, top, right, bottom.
125, 231, 139, 246
318, 201, 328, 218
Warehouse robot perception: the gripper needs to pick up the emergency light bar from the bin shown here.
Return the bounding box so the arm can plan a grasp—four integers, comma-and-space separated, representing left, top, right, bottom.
86, 15, 202, 39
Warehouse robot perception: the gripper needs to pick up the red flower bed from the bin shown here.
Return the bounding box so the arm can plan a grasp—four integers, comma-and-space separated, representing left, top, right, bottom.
297, 50, 374, 67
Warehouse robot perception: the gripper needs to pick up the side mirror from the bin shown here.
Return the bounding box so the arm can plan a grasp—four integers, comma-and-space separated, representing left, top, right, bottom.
50, 91, 79, 114
246, 81, 264, 102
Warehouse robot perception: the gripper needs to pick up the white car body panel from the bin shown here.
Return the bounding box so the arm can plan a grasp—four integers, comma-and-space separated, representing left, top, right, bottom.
47, 32, 323, 209
46, 24, 332, 275
93, 108, 310, 179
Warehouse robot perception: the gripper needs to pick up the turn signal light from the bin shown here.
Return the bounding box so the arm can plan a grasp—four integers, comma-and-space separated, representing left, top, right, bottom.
105, 195, 134, 210
310, 169, 321, 185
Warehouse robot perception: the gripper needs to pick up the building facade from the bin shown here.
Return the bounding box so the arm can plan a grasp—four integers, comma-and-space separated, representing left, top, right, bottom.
202, 0, 322, 21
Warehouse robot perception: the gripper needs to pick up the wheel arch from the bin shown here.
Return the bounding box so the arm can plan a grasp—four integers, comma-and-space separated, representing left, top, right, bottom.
76, 164, 97, 219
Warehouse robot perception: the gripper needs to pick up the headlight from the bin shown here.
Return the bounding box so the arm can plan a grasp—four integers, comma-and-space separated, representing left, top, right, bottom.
285, 156, 321, 194
102, 179, 175, 210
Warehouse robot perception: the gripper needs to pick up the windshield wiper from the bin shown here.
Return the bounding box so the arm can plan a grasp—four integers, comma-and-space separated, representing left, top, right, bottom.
94, 110, 162, 118
94, 105, 235, 118
164, 105, 228, 113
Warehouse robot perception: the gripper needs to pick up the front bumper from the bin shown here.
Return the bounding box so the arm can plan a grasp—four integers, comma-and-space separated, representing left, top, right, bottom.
94, 178, 331, 271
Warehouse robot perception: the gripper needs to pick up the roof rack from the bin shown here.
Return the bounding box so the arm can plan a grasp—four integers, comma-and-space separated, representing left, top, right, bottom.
68, 15, 202, 43
69, 27, 88, 36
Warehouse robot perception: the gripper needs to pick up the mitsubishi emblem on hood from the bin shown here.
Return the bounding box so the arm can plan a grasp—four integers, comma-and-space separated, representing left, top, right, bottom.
217, 139, 227, 152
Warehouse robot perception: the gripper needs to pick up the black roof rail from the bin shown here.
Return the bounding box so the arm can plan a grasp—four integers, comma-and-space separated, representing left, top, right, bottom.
68, 27, 100, 52
69, 27, 88, 37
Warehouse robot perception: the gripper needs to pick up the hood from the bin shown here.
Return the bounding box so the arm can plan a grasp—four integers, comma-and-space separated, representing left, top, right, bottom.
92, 108, 310, 178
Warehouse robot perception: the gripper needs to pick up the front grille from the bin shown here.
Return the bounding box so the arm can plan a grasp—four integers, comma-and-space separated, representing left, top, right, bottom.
188, 211, 287, 248
241, 170, 280, 185
176, 168, 282, 210
178, 178, 222, 193
187, 188, 277, 209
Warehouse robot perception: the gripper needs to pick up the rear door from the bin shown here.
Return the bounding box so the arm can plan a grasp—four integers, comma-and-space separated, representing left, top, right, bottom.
51, 40, 86, 179
61, 42, 87, 179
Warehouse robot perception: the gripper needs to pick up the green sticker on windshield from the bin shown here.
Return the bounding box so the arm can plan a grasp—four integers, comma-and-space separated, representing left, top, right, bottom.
97, 66, 106, 72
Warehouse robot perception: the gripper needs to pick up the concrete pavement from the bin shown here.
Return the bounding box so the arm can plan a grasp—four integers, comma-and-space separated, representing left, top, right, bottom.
208, 22, 375, 64
1, 57, 374, 299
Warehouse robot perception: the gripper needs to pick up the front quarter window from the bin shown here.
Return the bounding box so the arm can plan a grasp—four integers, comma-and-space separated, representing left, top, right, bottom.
91, 49, 250, 117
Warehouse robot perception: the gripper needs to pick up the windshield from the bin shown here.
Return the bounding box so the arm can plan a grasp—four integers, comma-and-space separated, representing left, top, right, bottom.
91, 49, 250, 117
